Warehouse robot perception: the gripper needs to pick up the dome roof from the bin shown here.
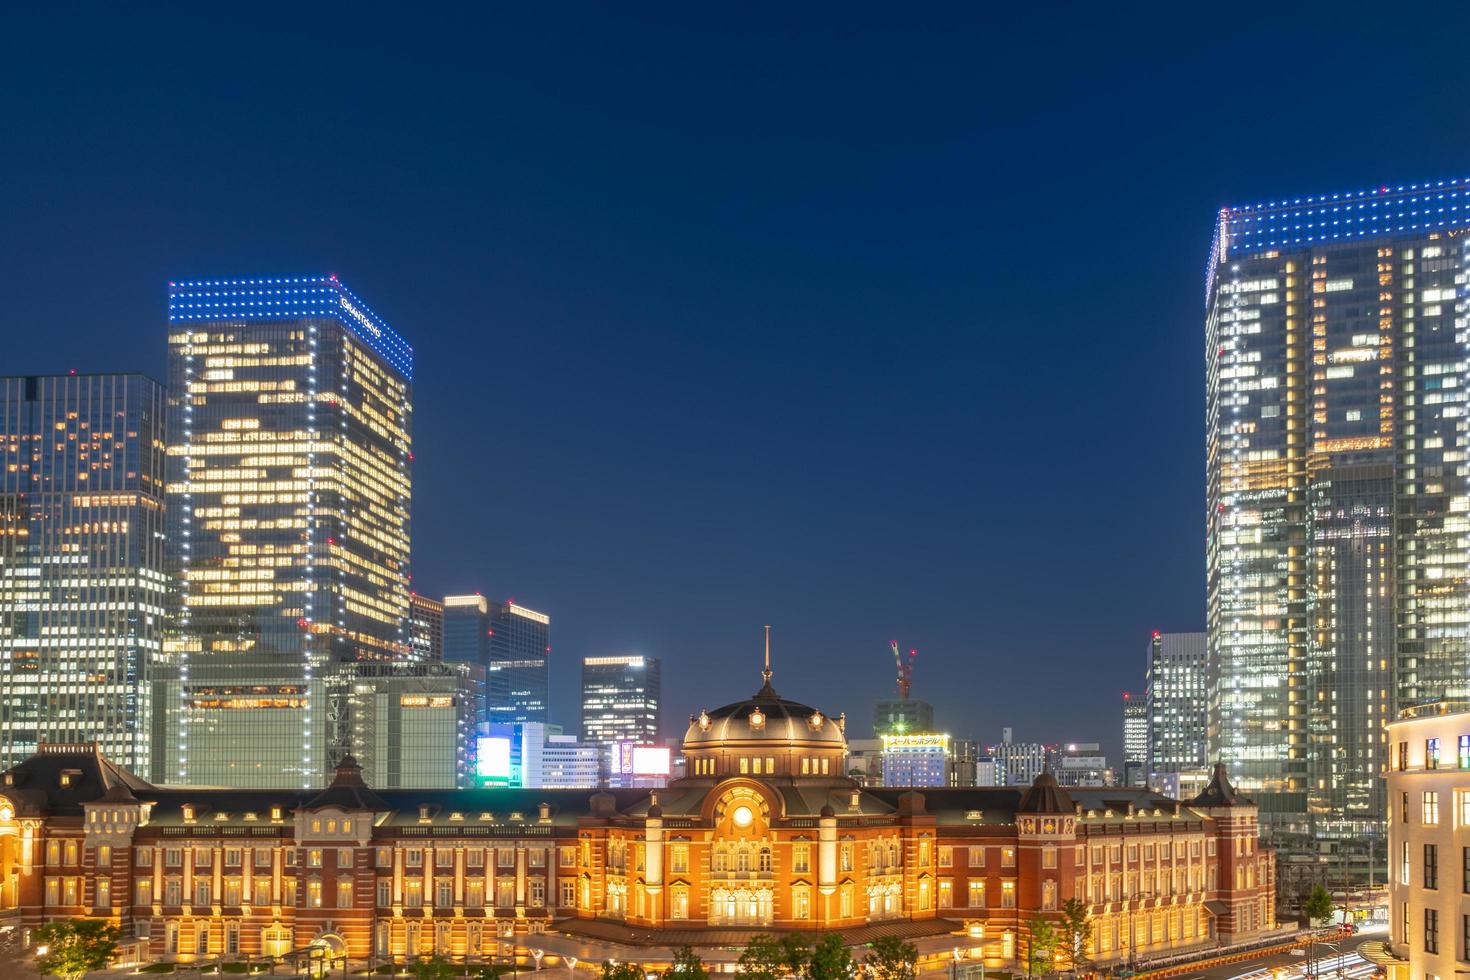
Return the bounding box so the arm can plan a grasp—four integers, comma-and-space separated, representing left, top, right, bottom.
684, 676, 846, 748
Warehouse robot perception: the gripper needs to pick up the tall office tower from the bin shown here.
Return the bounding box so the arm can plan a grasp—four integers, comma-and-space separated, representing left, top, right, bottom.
1145, 631, 1209, 776
487, 600, 550, 725
872, 697, 934, 736
0, 374, 168, 778
164, 276, 413, 788
1207, 179, 1470, 837
408, 593, 444, 663
581, 655, 661, 745
442, 595, 492, 724
1121, 692, 1148, 787
986, 727, 1048, 786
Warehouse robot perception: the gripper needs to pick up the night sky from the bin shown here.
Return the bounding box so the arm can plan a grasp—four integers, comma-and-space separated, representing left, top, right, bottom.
5, 6, 1470, 763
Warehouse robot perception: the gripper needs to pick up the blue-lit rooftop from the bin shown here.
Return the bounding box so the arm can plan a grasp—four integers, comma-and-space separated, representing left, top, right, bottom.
167, 276, 413, 380
1206, 176, 1470, 302
1219, 177, 1470, 257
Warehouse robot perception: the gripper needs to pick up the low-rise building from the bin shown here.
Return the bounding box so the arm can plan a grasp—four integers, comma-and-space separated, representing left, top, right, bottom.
0, 666, 1278, 971
1383, 707, 1470, 980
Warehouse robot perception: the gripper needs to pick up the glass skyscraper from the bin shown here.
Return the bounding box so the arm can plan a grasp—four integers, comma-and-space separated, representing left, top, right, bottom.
163, 276, 413, 788
442, 594, 492, 724
0, 374, 168, 778
1207, 178, 1470, 836
581, 654, 661, 745
487, 600, 550, 725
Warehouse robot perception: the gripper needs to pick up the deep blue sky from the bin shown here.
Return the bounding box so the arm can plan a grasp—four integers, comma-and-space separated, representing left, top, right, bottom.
5, 5, 1470, 762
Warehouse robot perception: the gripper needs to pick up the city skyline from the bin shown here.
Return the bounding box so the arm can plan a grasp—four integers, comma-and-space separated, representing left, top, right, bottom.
7, 6, 1469, 763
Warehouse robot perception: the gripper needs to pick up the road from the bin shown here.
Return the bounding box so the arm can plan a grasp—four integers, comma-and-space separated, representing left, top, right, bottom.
1172, 927, 1388, 980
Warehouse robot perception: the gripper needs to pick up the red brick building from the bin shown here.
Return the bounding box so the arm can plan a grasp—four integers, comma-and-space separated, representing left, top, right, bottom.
0, 672, 1276, 970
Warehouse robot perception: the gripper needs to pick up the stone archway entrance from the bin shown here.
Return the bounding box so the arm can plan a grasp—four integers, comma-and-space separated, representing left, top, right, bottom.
300, 933, 347, 978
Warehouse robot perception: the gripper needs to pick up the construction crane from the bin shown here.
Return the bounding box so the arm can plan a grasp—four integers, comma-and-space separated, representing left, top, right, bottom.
888, 640, 917, 700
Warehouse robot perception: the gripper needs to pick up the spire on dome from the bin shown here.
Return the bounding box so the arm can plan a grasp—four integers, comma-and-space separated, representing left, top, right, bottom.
755, 624, 778, 698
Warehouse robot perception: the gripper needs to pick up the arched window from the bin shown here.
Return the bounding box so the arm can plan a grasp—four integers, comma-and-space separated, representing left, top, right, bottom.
671, 883, 690, 919
758, 846, 772, 872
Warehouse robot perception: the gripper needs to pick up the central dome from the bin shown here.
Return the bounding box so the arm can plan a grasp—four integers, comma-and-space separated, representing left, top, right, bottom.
684, 679, 846, 749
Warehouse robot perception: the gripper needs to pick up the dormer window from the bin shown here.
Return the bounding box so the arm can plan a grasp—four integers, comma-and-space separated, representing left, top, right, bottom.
418, 804, 431, 823
748, 708, 765, 730
270, 806, 283, 822
4, 773, 14, 786
510, 811, 523, 822
244, 812, 257, 822
181, 804, 196, 822
213, 812, 229, 822
809, 711, 824, 730
479, 812, 493, 822
539, 803, 551, 822
59, 769, 82, 788
449, 812, 464, 822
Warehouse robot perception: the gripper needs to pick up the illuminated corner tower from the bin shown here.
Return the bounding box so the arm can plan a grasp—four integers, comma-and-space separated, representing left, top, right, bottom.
1206, 177, 1470, 838
0, 374, 168, 778
164, 276, 413, 789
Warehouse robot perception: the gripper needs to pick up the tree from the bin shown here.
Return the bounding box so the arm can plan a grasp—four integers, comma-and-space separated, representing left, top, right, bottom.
1026, 918, 1060, 977
865, 936, 918, 980
738, 934, 809, 980
1304, 884, 1334, 926
33, 919, 122, 980
802, 934, 853, 980
603, 962, 646, 980
1059, 898, 1092, 970
739, 934, 790, 980
668, 946, 711, 980
412, 954, 459, 980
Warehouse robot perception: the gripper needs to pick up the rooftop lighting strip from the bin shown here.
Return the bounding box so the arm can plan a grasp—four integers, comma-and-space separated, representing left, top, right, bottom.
1221, 180, 1470, 257
166, 277, 413, 380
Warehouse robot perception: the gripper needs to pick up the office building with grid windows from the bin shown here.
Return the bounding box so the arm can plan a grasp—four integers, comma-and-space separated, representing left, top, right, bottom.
1145, 632, 1208, 777
0, 374, 168, 779
162, 276, 413, 789
581, 655, 661, 745
1207, 178, 1470, 837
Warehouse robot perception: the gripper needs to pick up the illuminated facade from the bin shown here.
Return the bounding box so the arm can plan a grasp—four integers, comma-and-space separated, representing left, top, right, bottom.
1382, 707, 1470, 980
1207, 179, 1470, 836
880, 733, 950, 787
487, 601, 550, 726
1145, 632, 1208, 776
581, 655, 661, 745
0, 374, 168, 779
987, 729, 1047, 787
408, 594, 444, 663
163, 277, 413, 789
1122, 695, 1148, 787
2, 667, 1277, 971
